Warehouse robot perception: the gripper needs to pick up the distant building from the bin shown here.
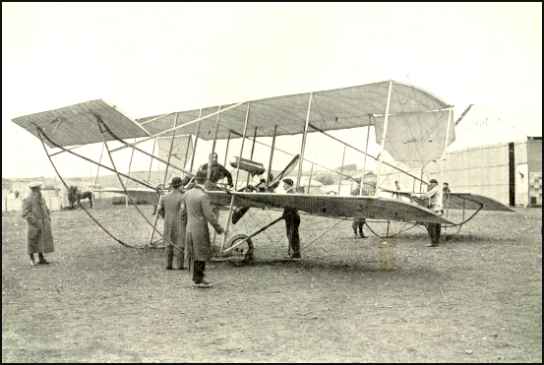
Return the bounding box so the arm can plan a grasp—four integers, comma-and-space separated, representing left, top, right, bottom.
2, 178, 65, 212
380, 137, 542, 207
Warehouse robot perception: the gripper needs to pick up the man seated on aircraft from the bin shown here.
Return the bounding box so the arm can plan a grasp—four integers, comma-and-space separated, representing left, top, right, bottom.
411, 178, 443, 247
282, 178, 301, 260
198, 152, 233, 190
351, 181, 368, 239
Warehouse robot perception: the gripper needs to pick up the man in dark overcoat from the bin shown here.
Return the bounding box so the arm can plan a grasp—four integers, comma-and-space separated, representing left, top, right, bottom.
157, 177, 187, 270
22, 182, 54, 266
184, 170, 224, 288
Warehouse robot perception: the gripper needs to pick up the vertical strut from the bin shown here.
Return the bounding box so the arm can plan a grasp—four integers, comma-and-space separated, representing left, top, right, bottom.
222, 103, 251, 250
360, 116, 372, 196
375, 81, 393, 191
207, 106, 222, 183
338, 146, 347, 194
224, 130, 232, 166
189, 109, 202, 173
162, 113, 181, 185
307, 163, 314, 193
267, 125, 278, 185
296, 93, 313, 190
246, 127, 258, 186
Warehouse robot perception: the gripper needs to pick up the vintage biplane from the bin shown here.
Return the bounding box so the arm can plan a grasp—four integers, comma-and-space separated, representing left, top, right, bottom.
12, 80, 513, 262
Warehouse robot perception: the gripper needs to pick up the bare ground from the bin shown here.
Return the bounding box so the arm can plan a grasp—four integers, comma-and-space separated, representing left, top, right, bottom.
2, 203, 542, 362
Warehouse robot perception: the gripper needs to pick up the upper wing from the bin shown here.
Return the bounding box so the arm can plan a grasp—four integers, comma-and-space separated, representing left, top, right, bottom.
12, 100, 149, 147
135, 81, 450, 140
206, 191, 454, 225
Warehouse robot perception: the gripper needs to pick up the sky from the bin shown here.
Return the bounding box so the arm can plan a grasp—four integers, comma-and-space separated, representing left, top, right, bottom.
2, 2, 542, 180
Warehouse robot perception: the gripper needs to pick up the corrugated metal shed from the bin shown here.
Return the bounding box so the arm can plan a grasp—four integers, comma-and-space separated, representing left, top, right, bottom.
378, 137, 542, 207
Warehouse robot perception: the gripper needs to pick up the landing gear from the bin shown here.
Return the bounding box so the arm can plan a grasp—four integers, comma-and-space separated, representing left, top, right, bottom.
224, 234, 255, 265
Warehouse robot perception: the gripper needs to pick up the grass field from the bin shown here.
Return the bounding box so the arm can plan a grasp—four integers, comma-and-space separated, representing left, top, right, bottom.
2, 203, 542, 362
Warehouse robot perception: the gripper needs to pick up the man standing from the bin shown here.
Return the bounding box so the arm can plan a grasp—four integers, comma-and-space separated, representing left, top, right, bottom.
282, 178, 301, 259
184, 170, 224, 288
351, 182, 367, 239
157, 177, 187, 270
394, 180, 402, 199
442, 182, 451, 209
22, 182, 54, 266
197, 152, 233, 189
412, 178, 443, 247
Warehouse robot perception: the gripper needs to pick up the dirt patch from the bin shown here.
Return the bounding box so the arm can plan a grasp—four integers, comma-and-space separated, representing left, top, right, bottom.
2, 205, 542, 362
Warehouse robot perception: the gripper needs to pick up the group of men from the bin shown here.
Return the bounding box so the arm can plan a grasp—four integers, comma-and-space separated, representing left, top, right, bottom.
155, 152, 302, 288
21, 152, 450, 283
157, 166, 225, 288
350, 178, 451, 246
20, 152, 302, 288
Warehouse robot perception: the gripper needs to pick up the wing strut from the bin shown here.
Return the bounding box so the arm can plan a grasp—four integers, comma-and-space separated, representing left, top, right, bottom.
308, 123, 429, 185
188, 109, 202, 173
359, 115, 372, 195
36, 126, 158, 249
94, 117, 166, 245
296, 93, 313, 190
222, 104, 251, 251
374, 80, 393, 189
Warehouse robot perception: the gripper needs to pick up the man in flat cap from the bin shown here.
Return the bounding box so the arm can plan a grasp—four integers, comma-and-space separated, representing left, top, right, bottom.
282, 178, 301, 259
157, 176, 189, 270
22, 182, 54, 266
184, 170, 224, 288
412, 178, 443, 247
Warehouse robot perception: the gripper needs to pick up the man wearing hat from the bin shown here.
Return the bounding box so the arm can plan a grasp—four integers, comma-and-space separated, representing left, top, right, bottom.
282, 178, 301, 259
22, 182, 54, 266
184, 170, 224, 288
157, 176, 189, 270
412, 178, 443, 247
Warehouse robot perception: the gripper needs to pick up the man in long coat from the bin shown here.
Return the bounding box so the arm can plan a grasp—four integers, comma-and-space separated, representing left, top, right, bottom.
22, 182, 54, 266
157, 177, 188, 270
185, 170, 224, 288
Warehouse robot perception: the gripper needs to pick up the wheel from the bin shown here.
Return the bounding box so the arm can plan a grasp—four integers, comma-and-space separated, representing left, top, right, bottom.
224, 234, 255, 265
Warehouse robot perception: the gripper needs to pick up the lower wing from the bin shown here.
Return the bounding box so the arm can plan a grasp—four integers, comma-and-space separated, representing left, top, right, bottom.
206, 191, 454, 225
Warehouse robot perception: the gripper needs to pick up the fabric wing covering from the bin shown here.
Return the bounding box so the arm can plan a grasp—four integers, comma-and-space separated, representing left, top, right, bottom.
135, 81, 453, 144
11, 100, 149, 148
374, 109, 455, 168
156, 135, 193, 183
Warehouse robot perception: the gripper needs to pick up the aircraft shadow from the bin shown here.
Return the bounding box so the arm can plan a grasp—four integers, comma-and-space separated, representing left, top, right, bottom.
214, 256, 442, 277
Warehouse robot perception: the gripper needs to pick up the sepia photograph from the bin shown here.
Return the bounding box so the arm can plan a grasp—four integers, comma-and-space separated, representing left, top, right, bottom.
2, 2, 542, 362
